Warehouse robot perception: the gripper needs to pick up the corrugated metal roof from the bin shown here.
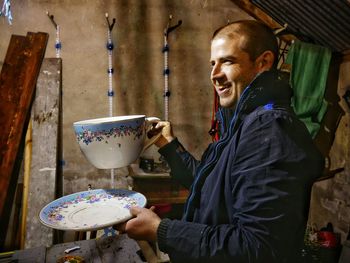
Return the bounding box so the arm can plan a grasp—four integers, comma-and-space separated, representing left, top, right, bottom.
251, 0, 350, 53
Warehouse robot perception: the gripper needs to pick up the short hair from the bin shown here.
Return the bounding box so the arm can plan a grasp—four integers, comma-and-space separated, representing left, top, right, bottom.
212, 20, 278, 68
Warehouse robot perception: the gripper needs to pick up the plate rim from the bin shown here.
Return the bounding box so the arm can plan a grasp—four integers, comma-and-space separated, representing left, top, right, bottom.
39, 188, 147, 231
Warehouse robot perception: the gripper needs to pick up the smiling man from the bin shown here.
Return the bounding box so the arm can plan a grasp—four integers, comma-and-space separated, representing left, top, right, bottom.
210, 21, 275, 108
120, 20, 324, 263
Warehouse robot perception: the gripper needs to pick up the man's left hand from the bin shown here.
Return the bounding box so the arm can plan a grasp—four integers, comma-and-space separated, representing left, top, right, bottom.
121, 206, 161, 241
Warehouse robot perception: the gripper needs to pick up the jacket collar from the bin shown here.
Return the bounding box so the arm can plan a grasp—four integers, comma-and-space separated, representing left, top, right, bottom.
217, 70, 292, 134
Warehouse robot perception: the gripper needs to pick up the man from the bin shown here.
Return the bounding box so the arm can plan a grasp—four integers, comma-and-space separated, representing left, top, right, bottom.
121, 20, 324, 262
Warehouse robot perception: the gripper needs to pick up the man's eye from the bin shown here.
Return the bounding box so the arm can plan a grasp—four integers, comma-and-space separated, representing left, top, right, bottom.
223, 60, 233, 65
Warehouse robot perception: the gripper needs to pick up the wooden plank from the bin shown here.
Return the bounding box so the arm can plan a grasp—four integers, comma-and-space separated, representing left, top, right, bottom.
24, 58, 62, 249
137, 241, 159, 263
230, 0, 350, 62
230, 0, 296, 43
20, 120, 33, 249
3, 179, 24, 251
0, 32, 48, 249
342, 50, 350, 62
0, 37, 27, 223
230, 1, 285, 28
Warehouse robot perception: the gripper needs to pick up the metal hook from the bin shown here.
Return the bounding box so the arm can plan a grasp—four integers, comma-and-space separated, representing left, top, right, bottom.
274, 23, 288, 36
46, 11, 57, 29
164, 15, 182, 37
105, 13, 116, 32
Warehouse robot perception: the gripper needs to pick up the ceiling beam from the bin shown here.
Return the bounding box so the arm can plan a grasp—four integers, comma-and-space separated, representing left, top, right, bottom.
231, 0, 349, 62
230, 0, 296, 43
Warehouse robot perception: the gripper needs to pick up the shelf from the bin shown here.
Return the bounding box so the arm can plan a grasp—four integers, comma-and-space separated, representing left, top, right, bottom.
128, 164, 189, 205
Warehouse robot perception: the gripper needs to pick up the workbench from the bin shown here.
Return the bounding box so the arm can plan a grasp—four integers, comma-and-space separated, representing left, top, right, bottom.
6, 163, 186, 263
10, 234, 145, 263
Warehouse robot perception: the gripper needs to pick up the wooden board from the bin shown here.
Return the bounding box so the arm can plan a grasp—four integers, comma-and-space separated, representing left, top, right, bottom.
24, 58, 62, 249
0, 32, 48, 249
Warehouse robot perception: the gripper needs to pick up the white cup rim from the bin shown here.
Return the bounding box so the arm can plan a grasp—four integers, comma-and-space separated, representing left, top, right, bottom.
73, 115, 146, 125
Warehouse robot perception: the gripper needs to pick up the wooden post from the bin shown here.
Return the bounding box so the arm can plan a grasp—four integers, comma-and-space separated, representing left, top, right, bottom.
0, 32, 48, 249
20, 119, 32, 249
24, 58, 62, 249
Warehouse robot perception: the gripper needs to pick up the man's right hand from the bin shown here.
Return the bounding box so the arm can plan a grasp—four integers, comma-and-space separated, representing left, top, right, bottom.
148, 121, 175, 148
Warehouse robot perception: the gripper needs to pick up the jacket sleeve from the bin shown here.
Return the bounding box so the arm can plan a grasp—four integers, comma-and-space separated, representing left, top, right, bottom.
158, 138, 201, 189
157, 110, 323, 262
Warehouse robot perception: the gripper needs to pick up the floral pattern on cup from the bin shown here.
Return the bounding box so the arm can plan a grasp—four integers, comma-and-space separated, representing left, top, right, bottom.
76, 123, 145, 145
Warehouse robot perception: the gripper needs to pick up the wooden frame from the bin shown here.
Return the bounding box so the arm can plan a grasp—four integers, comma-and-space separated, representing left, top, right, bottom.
0, 32, 48, 249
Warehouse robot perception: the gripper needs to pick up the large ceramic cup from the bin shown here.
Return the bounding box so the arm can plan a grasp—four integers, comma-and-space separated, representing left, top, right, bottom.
73, 115, 160, 169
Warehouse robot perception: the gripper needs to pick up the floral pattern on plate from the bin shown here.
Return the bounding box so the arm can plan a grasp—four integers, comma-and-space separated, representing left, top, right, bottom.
39, 189, 147, 231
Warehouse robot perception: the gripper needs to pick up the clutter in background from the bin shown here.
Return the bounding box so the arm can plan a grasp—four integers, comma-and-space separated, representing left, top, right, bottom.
302, 222, 343, 263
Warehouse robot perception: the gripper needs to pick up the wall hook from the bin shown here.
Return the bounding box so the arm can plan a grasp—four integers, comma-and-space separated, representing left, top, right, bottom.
164, 14, 182, 37
46, 11, 57, 29
274, 23, 288, 36
105, 13, 116, 32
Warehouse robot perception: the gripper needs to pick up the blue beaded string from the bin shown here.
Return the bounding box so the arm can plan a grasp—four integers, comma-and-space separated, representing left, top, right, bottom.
163, 15, 181, 121
105, 13, 116, 189
163, 31, 170, 121
163, 68, 170, 76
0, 0, 12, 25
46, 11, 61, 58
55, 25, 61, 58
106, 28, 114, 115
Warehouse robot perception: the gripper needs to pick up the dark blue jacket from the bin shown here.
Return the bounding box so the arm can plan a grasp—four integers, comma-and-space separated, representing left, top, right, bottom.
157, 70, 324, 263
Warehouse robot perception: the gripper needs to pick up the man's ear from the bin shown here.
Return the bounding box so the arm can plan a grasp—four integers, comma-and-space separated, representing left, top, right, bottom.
256, 50, 275, 72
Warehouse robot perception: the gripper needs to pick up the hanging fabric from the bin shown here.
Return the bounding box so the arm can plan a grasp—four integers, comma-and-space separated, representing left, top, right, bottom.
286, 40, 332, 138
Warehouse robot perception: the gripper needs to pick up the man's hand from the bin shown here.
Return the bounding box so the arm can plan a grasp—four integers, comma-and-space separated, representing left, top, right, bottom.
148, 121, 175, 148
121, 206, 161, 241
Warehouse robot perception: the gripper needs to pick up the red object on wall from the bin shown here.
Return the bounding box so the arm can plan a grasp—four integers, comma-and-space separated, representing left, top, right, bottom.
317, 231, 341, 248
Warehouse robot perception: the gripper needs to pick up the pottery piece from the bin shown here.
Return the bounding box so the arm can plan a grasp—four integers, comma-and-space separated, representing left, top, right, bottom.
73, 115, 159, 169
39, 188, 147, 231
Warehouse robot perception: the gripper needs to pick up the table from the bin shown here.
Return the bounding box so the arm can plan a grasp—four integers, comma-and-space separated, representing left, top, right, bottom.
11, 234, 145, 263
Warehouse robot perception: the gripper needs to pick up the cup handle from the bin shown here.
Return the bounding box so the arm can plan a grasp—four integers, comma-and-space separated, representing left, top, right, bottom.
141, 117, 161, 153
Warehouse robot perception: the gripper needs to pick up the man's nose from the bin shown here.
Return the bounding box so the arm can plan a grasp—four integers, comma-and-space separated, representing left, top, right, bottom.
211, 64, 224, 83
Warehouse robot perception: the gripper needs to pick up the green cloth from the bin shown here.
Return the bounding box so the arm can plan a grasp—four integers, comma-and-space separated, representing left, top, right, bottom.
286, 40, 332, 138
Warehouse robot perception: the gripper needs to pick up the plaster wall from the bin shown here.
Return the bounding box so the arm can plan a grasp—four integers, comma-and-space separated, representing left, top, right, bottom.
0, 0, 251, 194
309, 60, 350, 242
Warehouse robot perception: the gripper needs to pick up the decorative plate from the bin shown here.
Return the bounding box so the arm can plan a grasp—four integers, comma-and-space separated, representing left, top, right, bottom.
39, 189, 147, 231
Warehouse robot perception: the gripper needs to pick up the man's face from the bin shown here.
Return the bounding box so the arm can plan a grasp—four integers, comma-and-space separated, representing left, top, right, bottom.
210, 34, 260, 108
